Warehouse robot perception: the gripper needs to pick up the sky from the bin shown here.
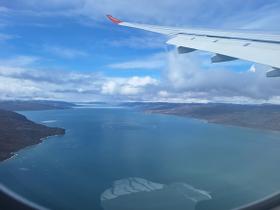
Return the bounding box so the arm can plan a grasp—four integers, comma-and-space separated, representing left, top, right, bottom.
0, 0, 280, 103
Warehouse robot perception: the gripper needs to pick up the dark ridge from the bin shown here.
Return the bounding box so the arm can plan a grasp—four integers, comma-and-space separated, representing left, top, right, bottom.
0, 109, 65, 161
123, 102, 280, 132
0, 100, 75, 111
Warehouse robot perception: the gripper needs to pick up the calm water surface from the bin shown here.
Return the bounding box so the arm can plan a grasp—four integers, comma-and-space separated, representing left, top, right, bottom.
0, 108, 280, 210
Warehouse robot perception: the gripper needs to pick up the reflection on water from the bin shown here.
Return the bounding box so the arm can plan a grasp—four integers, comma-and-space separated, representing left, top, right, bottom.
101, 177, 211, 210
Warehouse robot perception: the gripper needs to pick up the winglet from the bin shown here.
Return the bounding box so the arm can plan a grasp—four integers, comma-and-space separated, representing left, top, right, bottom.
106, 15, 123, 24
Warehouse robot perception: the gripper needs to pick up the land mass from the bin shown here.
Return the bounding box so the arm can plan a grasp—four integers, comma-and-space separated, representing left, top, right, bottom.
0, 100, 75, 111
0, 109, 65, 161
123, 102, 280, 132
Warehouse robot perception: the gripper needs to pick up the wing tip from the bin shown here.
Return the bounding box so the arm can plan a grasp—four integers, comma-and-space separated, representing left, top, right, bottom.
106, 15, 123, 24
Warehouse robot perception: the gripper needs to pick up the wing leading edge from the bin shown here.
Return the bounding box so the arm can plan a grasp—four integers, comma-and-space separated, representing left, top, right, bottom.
107, 15, 280, 77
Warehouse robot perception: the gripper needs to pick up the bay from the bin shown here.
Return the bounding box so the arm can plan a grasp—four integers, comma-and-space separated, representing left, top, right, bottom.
0, 108, 280, 210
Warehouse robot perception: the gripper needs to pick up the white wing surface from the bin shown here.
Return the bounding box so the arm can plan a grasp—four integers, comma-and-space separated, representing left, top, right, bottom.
107, 15, 280, 77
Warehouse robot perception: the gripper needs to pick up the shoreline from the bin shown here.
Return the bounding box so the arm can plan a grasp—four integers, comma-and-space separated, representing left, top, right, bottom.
1, 133, 66, 163
145, 110, 280, 133
0, 109, 65, 162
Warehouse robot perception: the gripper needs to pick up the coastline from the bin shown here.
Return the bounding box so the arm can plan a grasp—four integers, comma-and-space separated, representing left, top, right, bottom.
0, 109, 65, 162
145, 110, 280, 133
1, 133, 66, 163
122, 102, 280, 133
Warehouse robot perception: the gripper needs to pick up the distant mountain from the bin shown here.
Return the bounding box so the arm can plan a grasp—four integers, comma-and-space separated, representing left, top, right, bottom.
0, 109, 65, 161
0, 100, 75, 111
123, 102, 280, 132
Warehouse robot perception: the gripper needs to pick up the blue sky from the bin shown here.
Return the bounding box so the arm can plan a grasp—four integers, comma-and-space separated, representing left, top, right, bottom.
0, 0, 280, 103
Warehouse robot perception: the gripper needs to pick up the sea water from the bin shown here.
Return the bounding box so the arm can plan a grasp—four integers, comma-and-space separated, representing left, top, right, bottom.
0, 108, 280, 210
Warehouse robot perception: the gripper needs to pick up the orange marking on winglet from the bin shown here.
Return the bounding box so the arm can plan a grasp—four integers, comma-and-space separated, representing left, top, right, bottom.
106, 15, 123, 24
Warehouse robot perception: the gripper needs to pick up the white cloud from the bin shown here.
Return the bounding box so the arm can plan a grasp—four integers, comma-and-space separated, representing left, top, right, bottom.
101, 76, 158, 96
109, 35, 166, 49
0, 55, 159, 101
0, 52, 280, 104
4, 0, 280, 30
43, 45, 89, 59
108, 53, 166, 70
0, 55, 39, 67
0, 6, 10, 13
249, 65, 256, 73
157, 50, 280, 103
158, 90, 169, 97
0, 1, 280, 103
0, 33, 16, 42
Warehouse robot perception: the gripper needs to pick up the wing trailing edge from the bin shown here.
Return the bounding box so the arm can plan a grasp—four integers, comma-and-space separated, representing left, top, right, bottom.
106, 15, 280, 77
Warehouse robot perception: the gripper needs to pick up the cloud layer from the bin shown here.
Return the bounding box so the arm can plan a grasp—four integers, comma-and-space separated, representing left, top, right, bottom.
0, 52, 280, 104
0, 1, 280, 103
2, 0, 280, 30
0, 56, 160, 101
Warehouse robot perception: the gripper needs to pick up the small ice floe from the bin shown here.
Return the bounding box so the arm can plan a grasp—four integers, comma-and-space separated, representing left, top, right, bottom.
101, 178, 211, 210
41, 120, 57, 124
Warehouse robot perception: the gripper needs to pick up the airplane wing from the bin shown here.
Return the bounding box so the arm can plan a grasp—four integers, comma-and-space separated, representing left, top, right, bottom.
107, 15, 280, 77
